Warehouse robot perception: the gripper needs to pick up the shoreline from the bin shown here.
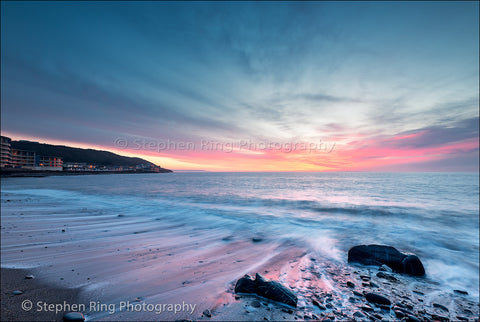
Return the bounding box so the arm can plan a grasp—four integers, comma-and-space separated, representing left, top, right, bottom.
0, 169, 173, 178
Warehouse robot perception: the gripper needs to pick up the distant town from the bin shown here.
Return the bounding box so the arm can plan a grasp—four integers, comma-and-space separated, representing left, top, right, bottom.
1, 136, 170, 174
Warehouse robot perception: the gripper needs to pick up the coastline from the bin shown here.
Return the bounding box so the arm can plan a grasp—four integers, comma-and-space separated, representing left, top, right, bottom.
0, 169, 173, 178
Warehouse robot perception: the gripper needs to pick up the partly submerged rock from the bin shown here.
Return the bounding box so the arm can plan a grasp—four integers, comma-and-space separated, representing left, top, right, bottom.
234, 273, 297, 307
235, 274, 257, 294
348, 245, 425, 276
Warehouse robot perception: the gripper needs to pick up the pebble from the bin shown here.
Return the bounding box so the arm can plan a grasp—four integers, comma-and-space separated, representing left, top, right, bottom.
62, 312, 85, 322
353, 311, 365, 318
378, 264, 392, 272
454, 289, 469, 295
405, 315, 421, 322
365, 293, 391, 306
12, 290, 23, 295
433, 303, 449, 312
346, 281, 355, 288
312, 299, 326, 310
203, 309, 212, 318
361, 305, 374, 312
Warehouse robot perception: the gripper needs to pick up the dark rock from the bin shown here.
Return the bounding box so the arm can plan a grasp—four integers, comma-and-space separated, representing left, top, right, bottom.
376, 271, 398, 281
202, 309, 212, 318
369, 282, 378, 288
313, 299, 326, 310
454, 289, 469, 295
405, 315, 421, 322
394, 310, 405, 318
346, 281, 355, 288
25, 275, 34, 279
63, 312, 85, 322
432, 303, 449, 311
326, 303, 333, 309
378, 264, 393, 272
379, 304, 390, 311
348, 244, 425, 276
361, 305, 374, 312
255, 273, 297, 307
252, 236, 263, 243
456, 316, 469, 321
365, 293, 391, 306
251, 300, 261, 308
401, 255, 425, 276
353, 291, 363, 297
234, 273, 297, 307
353, 311, 365, 318
235, 275, 257, 294
12, 290, 23, 295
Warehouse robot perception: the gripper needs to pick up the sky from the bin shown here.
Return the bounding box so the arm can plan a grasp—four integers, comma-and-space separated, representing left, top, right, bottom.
1, 1, 479, 171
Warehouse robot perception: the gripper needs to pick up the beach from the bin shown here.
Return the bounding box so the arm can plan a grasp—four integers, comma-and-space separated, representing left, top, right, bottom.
1, 172, 479, 321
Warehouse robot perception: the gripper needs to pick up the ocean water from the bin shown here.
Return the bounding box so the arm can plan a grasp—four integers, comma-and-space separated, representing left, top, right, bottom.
1, 172, 479, 298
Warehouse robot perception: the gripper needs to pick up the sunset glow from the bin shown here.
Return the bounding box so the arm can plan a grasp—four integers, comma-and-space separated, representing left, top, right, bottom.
1, 2, 478, 172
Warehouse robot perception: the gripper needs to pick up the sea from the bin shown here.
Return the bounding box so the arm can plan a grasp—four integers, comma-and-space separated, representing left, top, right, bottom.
1, 172, 479, 299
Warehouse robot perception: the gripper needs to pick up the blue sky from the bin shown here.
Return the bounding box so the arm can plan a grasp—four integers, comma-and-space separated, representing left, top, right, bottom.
1, 1, 478, 171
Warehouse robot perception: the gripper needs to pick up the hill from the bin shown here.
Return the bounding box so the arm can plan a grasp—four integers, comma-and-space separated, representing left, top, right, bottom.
11, 140, 171, 170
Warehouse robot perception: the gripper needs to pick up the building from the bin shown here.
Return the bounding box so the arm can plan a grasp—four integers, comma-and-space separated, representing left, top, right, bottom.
35, 156, 63, 171
11, 149, 36, 169
1, 136, 63, 171
1, 136, 12, 167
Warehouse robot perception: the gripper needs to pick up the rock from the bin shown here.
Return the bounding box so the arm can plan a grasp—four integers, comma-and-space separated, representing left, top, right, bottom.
405, 315, 421, 322
25, 275, 34, 279
326, 303, 333, 309
252, 236, 263, 243
433, 303, 449, 311
12, 290, 23, 295
454, 289, 469, 295
346, 281, 355, 288
376, 271, 397, 281
361, 305, 374, 312
202, 309, 212, 318
401, 255, 425, 276
234, 273, 297, 307
353, 311, 365, 318
353, 291, 363, 297
313, 299, 325, 310
348, 245, 425, 276
365, 293, 391, 306
235, 275, 257, 294
251, 300, 261, 308
63, 312, 85, 322
378, 264, 393, 272
255, 273, 297, 307
394, 310, 405, 318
